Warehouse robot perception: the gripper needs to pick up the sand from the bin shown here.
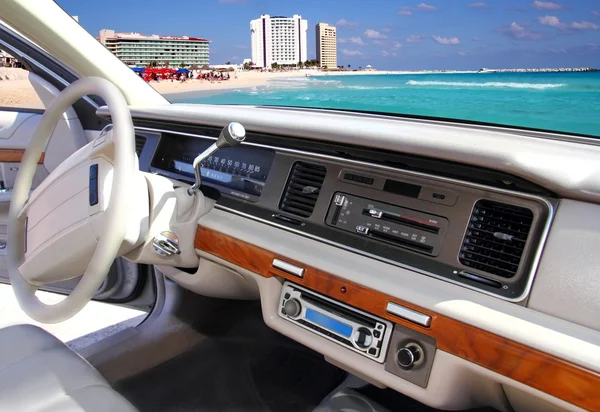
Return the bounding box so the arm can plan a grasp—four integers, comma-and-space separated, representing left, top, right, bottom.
0, 68, 45, 109
0, 67, 313, 107
150, 69, 309, 97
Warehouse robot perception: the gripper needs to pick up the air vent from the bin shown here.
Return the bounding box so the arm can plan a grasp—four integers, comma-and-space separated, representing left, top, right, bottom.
135, 135, 147, 157
459, 200, 533, 278
280, 162, 327, 218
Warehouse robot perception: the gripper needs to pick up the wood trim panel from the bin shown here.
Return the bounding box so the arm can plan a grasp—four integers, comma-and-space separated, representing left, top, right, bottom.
0, 150, 45, 164
194, 225, 600, 411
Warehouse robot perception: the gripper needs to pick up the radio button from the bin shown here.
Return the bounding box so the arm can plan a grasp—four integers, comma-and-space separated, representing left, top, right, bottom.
353, 327, 373, 349
282, 298, 302, 318
368, 348, 377, 356
373, 330, 381, 339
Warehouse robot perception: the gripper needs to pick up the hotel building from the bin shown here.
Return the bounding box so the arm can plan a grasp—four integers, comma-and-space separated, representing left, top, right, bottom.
250, 14, 308, 68
99, 29, 210, 67
316, 23, 337, 69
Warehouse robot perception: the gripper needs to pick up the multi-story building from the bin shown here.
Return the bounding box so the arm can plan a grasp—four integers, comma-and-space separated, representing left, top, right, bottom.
99, 29, 210, 67
316, 23, 337, 69
250, 14, 307, 68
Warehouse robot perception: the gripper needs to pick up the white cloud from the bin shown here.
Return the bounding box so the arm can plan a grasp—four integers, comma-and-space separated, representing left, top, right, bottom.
469, 2, 487, 7
539, 15, 599, 30
398, 7, 412, 15
458, 51, 467, 56
336, 18, 358, 29
538, 15, 567, 29
472, 36, 481, 41
417, 3, 437, 11
432, 35, 460, 45
502, 22, 543, 40
382, 27, 392, 33
593, 11, 600, 17
532, 1, 564, 10
364, 29, 387, 39
392, 41, 402, 49
341, 49, 363, 56
548, 47, 567, 53
372, 40, 383, 45
339, 37, 365, 45
406, 35, 423, 43
571, 20, 599, 29
382, 51, 398, 57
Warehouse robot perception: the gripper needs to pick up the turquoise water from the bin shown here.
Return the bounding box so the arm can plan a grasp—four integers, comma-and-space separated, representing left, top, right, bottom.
174, 72, 600, 137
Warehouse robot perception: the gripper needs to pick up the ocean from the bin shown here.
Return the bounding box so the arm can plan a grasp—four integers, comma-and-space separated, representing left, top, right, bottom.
173, 71, 600, 137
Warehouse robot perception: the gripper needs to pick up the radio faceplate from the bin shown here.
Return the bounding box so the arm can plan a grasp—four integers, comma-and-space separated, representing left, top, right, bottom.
279, 282, 392, 363
325, 192, 449, 256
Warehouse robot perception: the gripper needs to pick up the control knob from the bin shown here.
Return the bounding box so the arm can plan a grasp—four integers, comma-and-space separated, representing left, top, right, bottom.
282, 298, 302, 318
352, 327, 373, 349
396, 342, 424, 370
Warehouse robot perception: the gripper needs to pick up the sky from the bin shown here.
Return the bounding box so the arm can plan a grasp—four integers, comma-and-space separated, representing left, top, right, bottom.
55, 0, 600, 70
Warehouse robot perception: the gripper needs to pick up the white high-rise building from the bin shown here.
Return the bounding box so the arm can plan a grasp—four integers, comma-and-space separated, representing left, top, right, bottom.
250, 14, 307, 68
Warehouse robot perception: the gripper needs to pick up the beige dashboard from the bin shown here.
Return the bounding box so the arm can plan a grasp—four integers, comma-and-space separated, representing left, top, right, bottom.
97, 105, 600, 412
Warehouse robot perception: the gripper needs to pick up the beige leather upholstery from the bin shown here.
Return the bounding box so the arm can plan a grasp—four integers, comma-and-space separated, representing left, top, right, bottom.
0, 325, 136, 411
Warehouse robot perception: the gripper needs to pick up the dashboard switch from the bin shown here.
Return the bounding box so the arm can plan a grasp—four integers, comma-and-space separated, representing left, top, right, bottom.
334, 194, 346, 206
356, 225, 370, 235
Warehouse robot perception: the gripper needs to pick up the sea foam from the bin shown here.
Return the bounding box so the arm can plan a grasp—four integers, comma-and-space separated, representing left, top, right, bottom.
406, 80, 565, 90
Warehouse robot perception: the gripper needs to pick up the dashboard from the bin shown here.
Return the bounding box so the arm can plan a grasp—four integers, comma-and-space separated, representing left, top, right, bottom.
137, 124, 554, 302
96, 104, 600, 412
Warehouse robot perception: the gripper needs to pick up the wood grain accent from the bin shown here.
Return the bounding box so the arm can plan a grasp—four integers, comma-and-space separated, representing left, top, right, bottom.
0, 150, 45, 164
195, 225, 600, 411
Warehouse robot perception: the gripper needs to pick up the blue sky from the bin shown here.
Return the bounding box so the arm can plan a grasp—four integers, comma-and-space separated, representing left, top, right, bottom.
56, 0, 600, 70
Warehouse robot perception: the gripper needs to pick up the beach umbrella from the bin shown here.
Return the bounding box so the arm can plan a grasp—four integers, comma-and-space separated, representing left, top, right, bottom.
177, 68, 189, 73
200, 65, 210, 70
131, 67, 145, 73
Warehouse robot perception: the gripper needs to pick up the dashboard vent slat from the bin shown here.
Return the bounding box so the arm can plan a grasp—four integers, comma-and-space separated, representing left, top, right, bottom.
280, 162, 327, 218
459, 200, 533, 279
135, 135, 147, 157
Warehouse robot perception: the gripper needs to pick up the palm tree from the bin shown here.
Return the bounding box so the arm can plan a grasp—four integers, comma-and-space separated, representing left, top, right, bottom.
225, 61, 231, 65
347, 64, 351, 69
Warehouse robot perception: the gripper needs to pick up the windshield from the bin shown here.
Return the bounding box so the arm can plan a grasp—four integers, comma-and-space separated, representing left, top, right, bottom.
60, 0, 599, 137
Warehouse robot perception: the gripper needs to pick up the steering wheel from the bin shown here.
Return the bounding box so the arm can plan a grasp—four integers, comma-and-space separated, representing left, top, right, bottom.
7, 77, 139, 323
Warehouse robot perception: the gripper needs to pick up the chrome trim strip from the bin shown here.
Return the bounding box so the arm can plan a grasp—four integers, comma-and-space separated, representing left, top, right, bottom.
134, 125, 555, 303
386, 302, 432, 327
272, 258, 305, 278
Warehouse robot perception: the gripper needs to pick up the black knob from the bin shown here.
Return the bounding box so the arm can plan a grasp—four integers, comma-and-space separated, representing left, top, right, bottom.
283, 298, 302, 317
397, 343, 423, 370
353, 327, 373, 349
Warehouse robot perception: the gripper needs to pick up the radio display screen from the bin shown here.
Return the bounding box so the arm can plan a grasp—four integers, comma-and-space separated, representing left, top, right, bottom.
150, 133, 275, 202
305, 308, 353, 338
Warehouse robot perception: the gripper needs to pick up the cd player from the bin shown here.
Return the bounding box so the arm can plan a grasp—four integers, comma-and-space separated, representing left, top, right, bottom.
279, 282, 392, 363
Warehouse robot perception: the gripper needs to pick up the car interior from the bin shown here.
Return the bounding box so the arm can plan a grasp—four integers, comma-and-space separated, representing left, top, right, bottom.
0, 1, 599, 412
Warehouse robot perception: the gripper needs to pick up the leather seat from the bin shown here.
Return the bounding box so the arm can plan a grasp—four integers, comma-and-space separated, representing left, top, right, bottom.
0, 324, 136, 411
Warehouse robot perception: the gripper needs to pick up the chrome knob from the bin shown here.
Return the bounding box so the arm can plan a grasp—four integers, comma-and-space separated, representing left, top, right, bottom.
152, 231, 181, 256
397, 342, 423, 370
283, 298, 302, 317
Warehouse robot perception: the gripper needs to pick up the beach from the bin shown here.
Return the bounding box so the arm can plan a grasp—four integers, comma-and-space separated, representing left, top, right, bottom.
0, 67, 311, 107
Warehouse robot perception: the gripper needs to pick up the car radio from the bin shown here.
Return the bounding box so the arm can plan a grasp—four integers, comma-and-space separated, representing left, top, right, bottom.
325, 192, 449, 256
279, 282, 392, 363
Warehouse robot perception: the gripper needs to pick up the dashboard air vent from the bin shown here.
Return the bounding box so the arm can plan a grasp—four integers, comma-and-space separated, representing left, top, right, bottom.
135, 135, 147, 157
280, 162, 327, 218
459, 200, 533, 278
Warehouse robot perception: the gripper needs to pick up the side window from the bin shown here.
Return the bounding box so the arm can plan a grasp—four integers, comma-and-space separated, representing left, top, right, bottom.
0, 49, 44, 111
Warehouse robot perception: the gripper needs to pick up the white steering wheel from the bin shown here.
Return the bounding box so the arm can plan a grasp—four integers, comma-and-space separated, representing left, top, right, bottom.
7, 77, 141, 323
